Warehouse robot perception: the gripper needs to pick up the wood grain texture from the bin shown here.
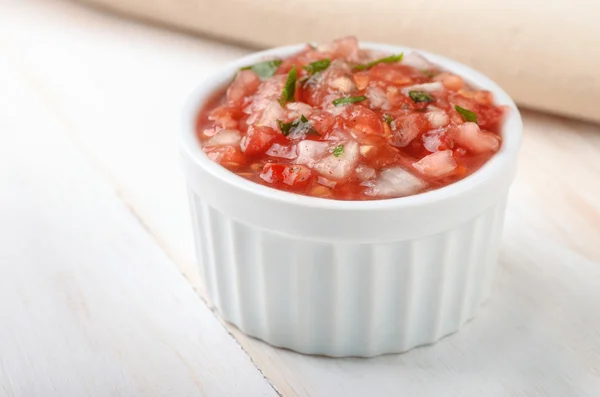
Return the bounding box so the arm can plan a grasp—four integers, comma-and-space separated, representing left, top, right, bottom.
2, 1, 599, 396
0, 31, 275, 397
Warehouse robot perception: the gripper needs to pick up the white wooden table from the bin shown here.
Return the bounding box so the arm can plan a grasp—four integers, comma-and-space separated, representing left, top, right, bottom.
1, 1, 599, 396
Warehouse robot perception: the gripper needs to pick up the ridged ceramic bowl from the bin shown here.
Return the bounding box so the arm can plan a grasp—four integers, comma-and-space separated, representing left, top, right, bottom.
180, 42, 522, 357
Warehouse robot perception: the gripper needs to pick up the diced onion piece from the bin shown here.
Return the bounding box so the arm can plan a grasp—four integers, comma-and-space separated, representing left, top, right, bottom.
363, 167, 426, 198
256, 99, 284, 129
244, 75, 285, 128
239, 136, 248, 152
317, 176, 337, 188
286, 102, 313, 112
327, 129, 350, 141
355, 164, 376, 181
313, 141, 359, 180
413, 150, 457, 177
402, 52, 432, 70
266, 143, 297, 159
254, 74, 286, 101
422, 127, 446, 152
454, 122, 501, 153
401, 82, 444, 94
296, 140, 330, 167
326, 105, 347, 116
365, 85, 389, 110
330, 76, 356, 93
208, 107, 238, 129
286, 102, 314, 119
205, 129, 241, 147
426, 110, 449, 128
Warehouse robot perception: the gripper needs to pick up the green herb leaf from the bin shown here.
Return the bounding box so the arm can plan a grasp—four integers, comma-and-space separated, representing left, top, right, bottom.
241, 60, 282, 81
332, 95, 367, 106
383, 114, 393, 126
277, 119, 293, 136
303, 58, 331, 75
279, 66, 297, 106
353, 53, 404, 71
332, 145, 344, 157
408, 91, 434, 103
422, 69, 435, 78
454, 105, 478, 123
276, 114, 320, 137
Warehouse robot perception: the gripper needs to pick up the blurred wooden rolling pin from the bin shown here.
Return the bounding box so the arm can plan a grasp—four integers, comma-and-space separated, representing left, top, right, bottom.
78, 0, 600, 123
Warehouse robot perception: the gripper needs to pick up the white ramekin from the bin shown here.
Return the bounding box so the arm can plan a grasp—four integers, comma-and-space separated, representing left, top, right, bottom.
180, 42, 522, 357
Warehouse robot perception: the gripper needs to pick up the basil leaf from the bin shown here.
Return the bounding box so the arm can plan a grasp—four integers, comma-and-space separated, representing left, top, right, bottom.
241, 60, 282, 81
409, 91, 434, 103
383, 114, 393, 126
454, 105, 478, 123
332, 145, 344, 157
353, 53, 404, 71
303, 59, 331, 75
276, 114, 320, 137
332, 95, 367, 106
422, 69, 435, 78
279, 66, 297, 106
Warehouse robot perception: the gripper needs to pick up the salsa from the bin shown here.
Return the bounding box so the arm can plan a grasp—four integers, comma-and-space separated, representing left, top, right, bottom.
196, 37, 506, 200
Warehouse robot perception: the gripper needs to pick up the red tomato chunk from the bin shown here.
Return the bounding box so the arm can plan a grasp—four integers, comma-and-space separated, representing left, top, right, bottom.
196, 37, 507, 200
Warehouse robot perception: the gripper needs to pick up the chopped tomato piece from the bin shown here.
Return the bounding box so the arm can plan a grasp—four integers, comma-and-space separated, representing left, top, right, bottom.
353, 72, 370, 90
368, 64, 413, 86
259, 163, 312, 187
203, 145, 246, 169
341, 106, 383, 135
242, 126, 284, 157
308, 111, 336, 136
389, 113, 430, 148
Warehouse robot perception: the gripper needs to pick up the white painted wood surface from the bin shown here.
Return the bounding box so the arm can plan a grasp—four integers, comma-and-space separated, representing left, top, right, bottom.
0, 11, 275, 397
1, 0, 599, 396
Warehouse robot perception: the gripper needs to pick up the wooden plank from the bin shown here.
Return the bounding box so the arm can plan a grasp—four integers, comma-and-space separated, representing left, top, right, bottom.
0, 44, 276, 397
3, 1, 600, 396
